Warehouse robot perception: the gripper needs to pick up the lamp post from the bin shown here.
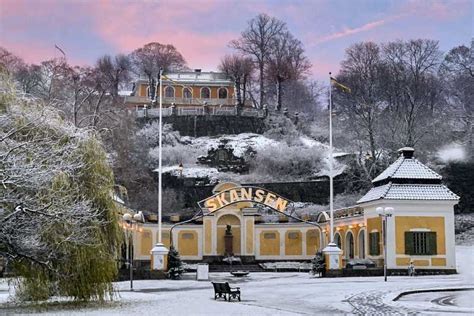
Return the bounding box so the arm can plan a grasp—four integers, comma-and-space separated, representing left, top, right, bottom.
151, 68, 169, 270
376, 206, 394, 282
122, 211, 145, 291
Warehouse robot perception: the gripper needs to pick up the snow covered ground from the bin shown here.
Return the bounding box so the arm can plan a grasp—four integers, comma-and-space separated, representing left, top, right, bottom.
1, 245, 473, 315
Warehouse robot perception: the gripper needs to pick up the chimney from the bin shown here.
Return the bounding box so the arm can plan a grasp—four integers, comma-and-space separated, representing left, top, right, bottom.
398, 147, 415, 158
194, 69, 201, 73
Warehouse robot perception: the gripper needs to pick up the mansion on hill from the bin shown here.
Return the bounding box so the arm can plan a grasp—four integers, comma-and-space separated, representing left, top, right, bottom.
122, 70, 265, 118
123, 147, 459, 273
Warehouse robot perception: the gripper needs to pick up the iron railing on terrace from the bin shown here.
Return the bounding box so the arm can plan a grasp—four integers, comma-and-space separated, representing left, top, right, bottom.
124, 95, 253, 107
136, 105, 266, 118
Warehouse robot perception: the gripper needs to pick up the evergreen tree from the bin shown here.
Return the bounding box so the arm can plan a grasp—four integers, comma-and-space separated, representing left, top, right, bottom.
311, 251, 325, 277
167, 245, 184, 280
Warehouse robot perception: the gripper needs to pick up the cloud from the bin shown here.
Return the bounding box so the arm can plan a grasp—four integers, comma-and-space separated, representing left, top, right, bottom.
312, 14, 405, 45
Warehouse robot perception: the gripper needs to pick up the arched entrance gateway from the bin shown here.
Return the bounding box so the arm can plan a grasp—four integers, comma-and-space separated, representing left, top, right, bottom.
168, 182, 324, 262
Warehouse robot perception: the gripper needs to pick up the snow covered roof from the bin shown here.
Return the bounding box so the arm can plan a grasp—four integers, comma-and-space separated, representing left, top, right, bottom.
372, 156, 442, 184
357, 183, 459, 204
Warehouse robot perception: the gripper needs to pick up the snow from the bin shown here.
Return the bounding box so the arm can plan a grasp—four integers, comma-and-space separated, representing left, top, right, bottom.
1, 245, 473, 315
184, 133, 280, 158
159, 165, 219, 179
437, 143, 467, 163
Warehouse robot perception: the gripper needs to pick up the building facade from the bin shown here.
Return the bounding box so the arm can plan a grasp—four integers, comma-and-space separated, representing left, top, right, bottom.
127, 148, 458, 272
124, 70, 252, 110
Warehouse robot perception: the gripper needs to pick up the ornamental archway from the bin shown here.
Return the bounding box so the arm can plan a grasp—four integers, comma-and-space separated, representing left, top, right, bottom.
198, 186, 291, 214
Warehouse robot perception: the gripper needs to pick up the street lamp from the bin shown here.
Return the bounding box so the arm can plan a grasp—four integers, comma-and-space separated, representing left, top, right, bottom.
122, 211, 145, 291
376, 206, 394, 282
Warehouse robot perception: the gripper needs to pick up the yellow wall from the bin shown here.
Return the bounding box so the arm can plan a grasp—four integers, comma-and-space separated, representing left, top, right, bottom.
177, 230, 198, 256
431, 258, 446, 266
138, 83, 234, 100
285, 231, 302, 256
396, 258, 411, 266
260, 230, 280, 256
246, 219, 254, 254
306, 229, 320, 256
154, 230, 170, 249
367, 217, 382, 256
413, 259, 430, 266
140, 229, 153, 256
139, 84, 147, 97
204, 219, 212, 255
395, 216, 445, 255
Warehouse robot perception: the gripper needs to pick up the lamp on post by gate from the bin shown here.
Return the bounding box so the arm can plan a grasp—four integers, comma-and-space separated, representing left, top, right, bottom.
122, 211, 145, 291
376, 206, 394, 282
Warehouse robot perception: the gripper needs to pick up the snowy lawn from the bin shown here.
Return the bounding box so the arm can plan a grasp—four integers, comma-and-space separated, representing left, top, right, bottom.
1, 245, 472, 315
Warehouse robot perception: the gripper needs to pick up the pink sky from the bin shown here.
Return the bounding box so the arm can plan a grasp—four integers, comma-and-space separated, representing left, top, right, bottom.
0, 0, 472, 81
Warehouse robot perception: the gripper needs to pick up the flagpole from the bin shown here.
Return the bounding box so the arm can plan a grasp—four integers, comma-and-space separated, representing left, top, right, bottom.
329, 72, 334, 244
158, 68, 163, 244
150, 68, 169, 271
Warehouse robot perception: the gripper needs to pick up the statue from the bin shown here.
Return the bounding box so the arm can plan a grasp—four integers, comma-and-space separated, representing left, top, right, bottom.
225, 224, 232, 236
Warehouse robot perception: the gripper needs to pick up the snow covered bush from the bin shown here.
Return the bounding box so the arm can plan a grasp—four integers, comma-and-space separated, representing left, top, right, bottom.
311, 251, 325, 277
136, 121, 181, 147
250, 143, 324, 181
0, 75, 121, 302
167, 245, 184, 280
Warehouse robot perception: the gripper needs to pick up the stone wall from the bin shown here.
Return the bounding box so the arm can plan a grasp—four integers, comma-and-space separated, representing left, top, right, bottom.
140, 115, 265, 137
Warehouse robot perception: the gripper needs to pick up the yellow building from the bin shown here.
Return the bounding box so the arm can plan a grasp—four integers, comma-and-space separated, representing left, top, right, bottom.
124, 70, 253, 110
128, 148, 458, 273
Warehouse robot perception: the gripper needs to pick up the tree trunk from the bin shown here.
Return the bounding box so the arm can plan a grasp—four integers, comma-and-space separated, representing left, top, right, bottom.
276, 77, 283, 111
259, 62, 264, 109
243, 74, 248, 106
235, 77, 242, 106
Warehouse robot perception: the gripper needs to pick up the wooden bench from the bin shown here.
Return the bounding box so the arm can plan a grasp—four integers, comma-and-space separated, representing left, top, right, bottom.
211, 282, 241, 302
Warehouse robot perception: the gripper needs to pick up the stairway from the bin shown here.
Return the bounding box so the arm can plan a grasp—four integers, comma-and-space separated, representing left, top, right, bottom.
208, 264, 263, 272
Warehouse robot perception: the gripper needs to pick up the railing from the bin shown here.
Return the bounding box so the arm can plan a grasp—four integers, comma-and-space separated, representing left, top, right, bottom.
136, 106, 266, 118
125, 95, 253, 107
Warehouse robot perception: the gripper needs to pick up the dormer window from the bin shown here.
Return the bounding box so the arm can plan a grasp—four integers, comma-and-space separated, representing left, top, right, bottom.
201, 87, 210, 99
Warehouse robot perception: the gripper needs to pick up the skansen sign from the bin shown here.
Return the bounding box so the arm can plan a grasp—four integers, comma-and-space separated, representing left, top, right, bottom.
198, 186, 290, 213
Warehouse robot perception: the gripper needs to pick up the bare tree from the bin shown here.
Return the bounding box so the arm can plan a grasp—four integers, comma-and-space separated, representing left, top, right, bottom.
218, 54, 254, 106
96, 54, 132, 99
266, 31, 311, 111
130, 42, 186, 101
0, 47, 24, 76
382, 39, 443, 147
333, 42, 385, 180
439, 43, 474, 155
230, 13, 286, 108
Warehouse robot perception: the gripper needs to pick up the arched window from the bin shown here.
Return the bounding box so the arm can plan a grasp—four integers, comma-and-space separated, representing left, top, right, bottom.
164, 86, 175, 98
334, 232, 342, 249
345, 231, 354, 259
218, 88, 228, 99
183, 87, 192, 99
201, 87, 210, 99
358, 229, 366, 259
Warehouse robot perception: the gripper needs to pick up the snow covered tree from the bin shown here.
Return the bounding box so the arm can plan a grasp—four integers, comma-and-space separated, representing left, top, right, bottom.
311, 251, 325, 277
0, 73, 121, 302
167, 245, 184, 280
